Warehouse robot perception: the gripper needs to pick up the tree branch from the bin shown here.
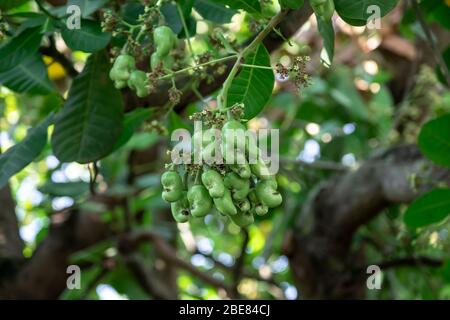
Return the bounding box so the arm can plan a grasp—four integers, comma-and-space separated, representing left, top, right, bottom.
375, 256, 444, 270
287, 144, 450, 299
120, 230, 234, 298
0, 205, 111, 299
0, 184, 23, 263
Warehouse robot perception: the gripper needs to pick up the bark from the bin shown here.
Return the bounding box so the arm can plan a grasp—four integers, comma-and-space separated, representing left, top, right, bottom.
0, 184, 23, 261
285, 145, 450, 299
0, 205, 110, 299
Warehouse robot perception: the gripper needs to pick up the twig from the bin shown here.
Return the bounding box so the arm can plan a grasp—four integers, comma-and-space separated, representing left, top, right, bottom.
124, 253, 175, 299
121, 230, 234, 296
355, 256, 444, 273
280, 156, 350, 171
158, 55, 237, 81
376, 256, 444, 270
35, 0, 58, 19
411, 0, 450, 87
231, 228, 249, 297
195, 249, 284, 291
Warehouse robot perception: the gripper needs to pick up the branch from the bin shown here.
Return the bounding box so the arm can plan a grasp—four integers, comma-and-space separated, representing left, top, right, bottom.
280, 157, 350, 171
0, 205, 111, 299
287, 144, 450, 299
0, 184, 23, 263
194, 250, 284, 292
375, 256, 444, 270
123, 253, 177, 299
231, 228, 249, 297
120, 231, 234, 297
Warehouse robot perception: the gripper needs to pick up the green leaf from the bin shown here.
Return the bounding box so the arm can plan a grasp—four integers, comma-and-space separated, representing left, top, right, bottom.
194, 0, 237, 23
62, 20, 111, 53
70, 0, 108, 17
0, 0, 28, 10
334, 0, 398, 25
404, 188, 450, 228
161, 2, 183, 34
279, 0, 304, 10
112, 108, 154, 151
0, 54, 55, 95
52, 0, 108, 18
317, 16, 335, 66
38, 181, 89, 197
179, 0, 195, 16
161, 1, 196, 37
0, 27, 43, 73
0, 114, 54, 188
214, 0, 261, 14
51, 52, 124, 164
418, 114, 450, 168
227, 44, 274, 120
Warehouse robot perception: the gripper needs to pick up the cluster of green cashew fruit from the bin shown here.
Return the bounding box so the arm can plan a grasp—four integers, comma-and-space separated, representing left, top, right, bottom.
161, 116, 282, 228
109, 26, 177, 97
310, 0, 335, 21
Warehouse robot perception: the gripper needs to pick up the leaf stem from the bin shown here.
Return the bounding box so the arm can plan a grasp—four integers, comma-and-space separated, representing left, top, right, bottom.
35, 0, 58, 19
157, 55, 238, 81
176, 3, 195, 61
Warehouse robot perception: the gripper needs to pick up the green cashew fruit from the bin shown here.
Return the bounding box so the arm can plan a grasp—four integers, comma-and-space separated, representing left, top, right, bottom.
255, 179, 282, 208
153, 26, 176, 57
213, 188, 237, 216
201, 170, 225, 198
113, 79, 128, 90
224, 172, 250, 200
250, 157, 272, 179
310, 0, 335, 21
248, 190, 269, 216
229, 162, 251, 179
253, 205, 269, 216
150, 52, 175, 71
229, 209, 254, 227
202, 128, 223, 164
187, 184, 213, 218
171, 192, 190, 223
110, 54, 135, 81
222, 120, 247, 155
235, 198, 251, 212
221, 122, 249, 166
128, 70, 149, 98
161, 170, 183, 202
